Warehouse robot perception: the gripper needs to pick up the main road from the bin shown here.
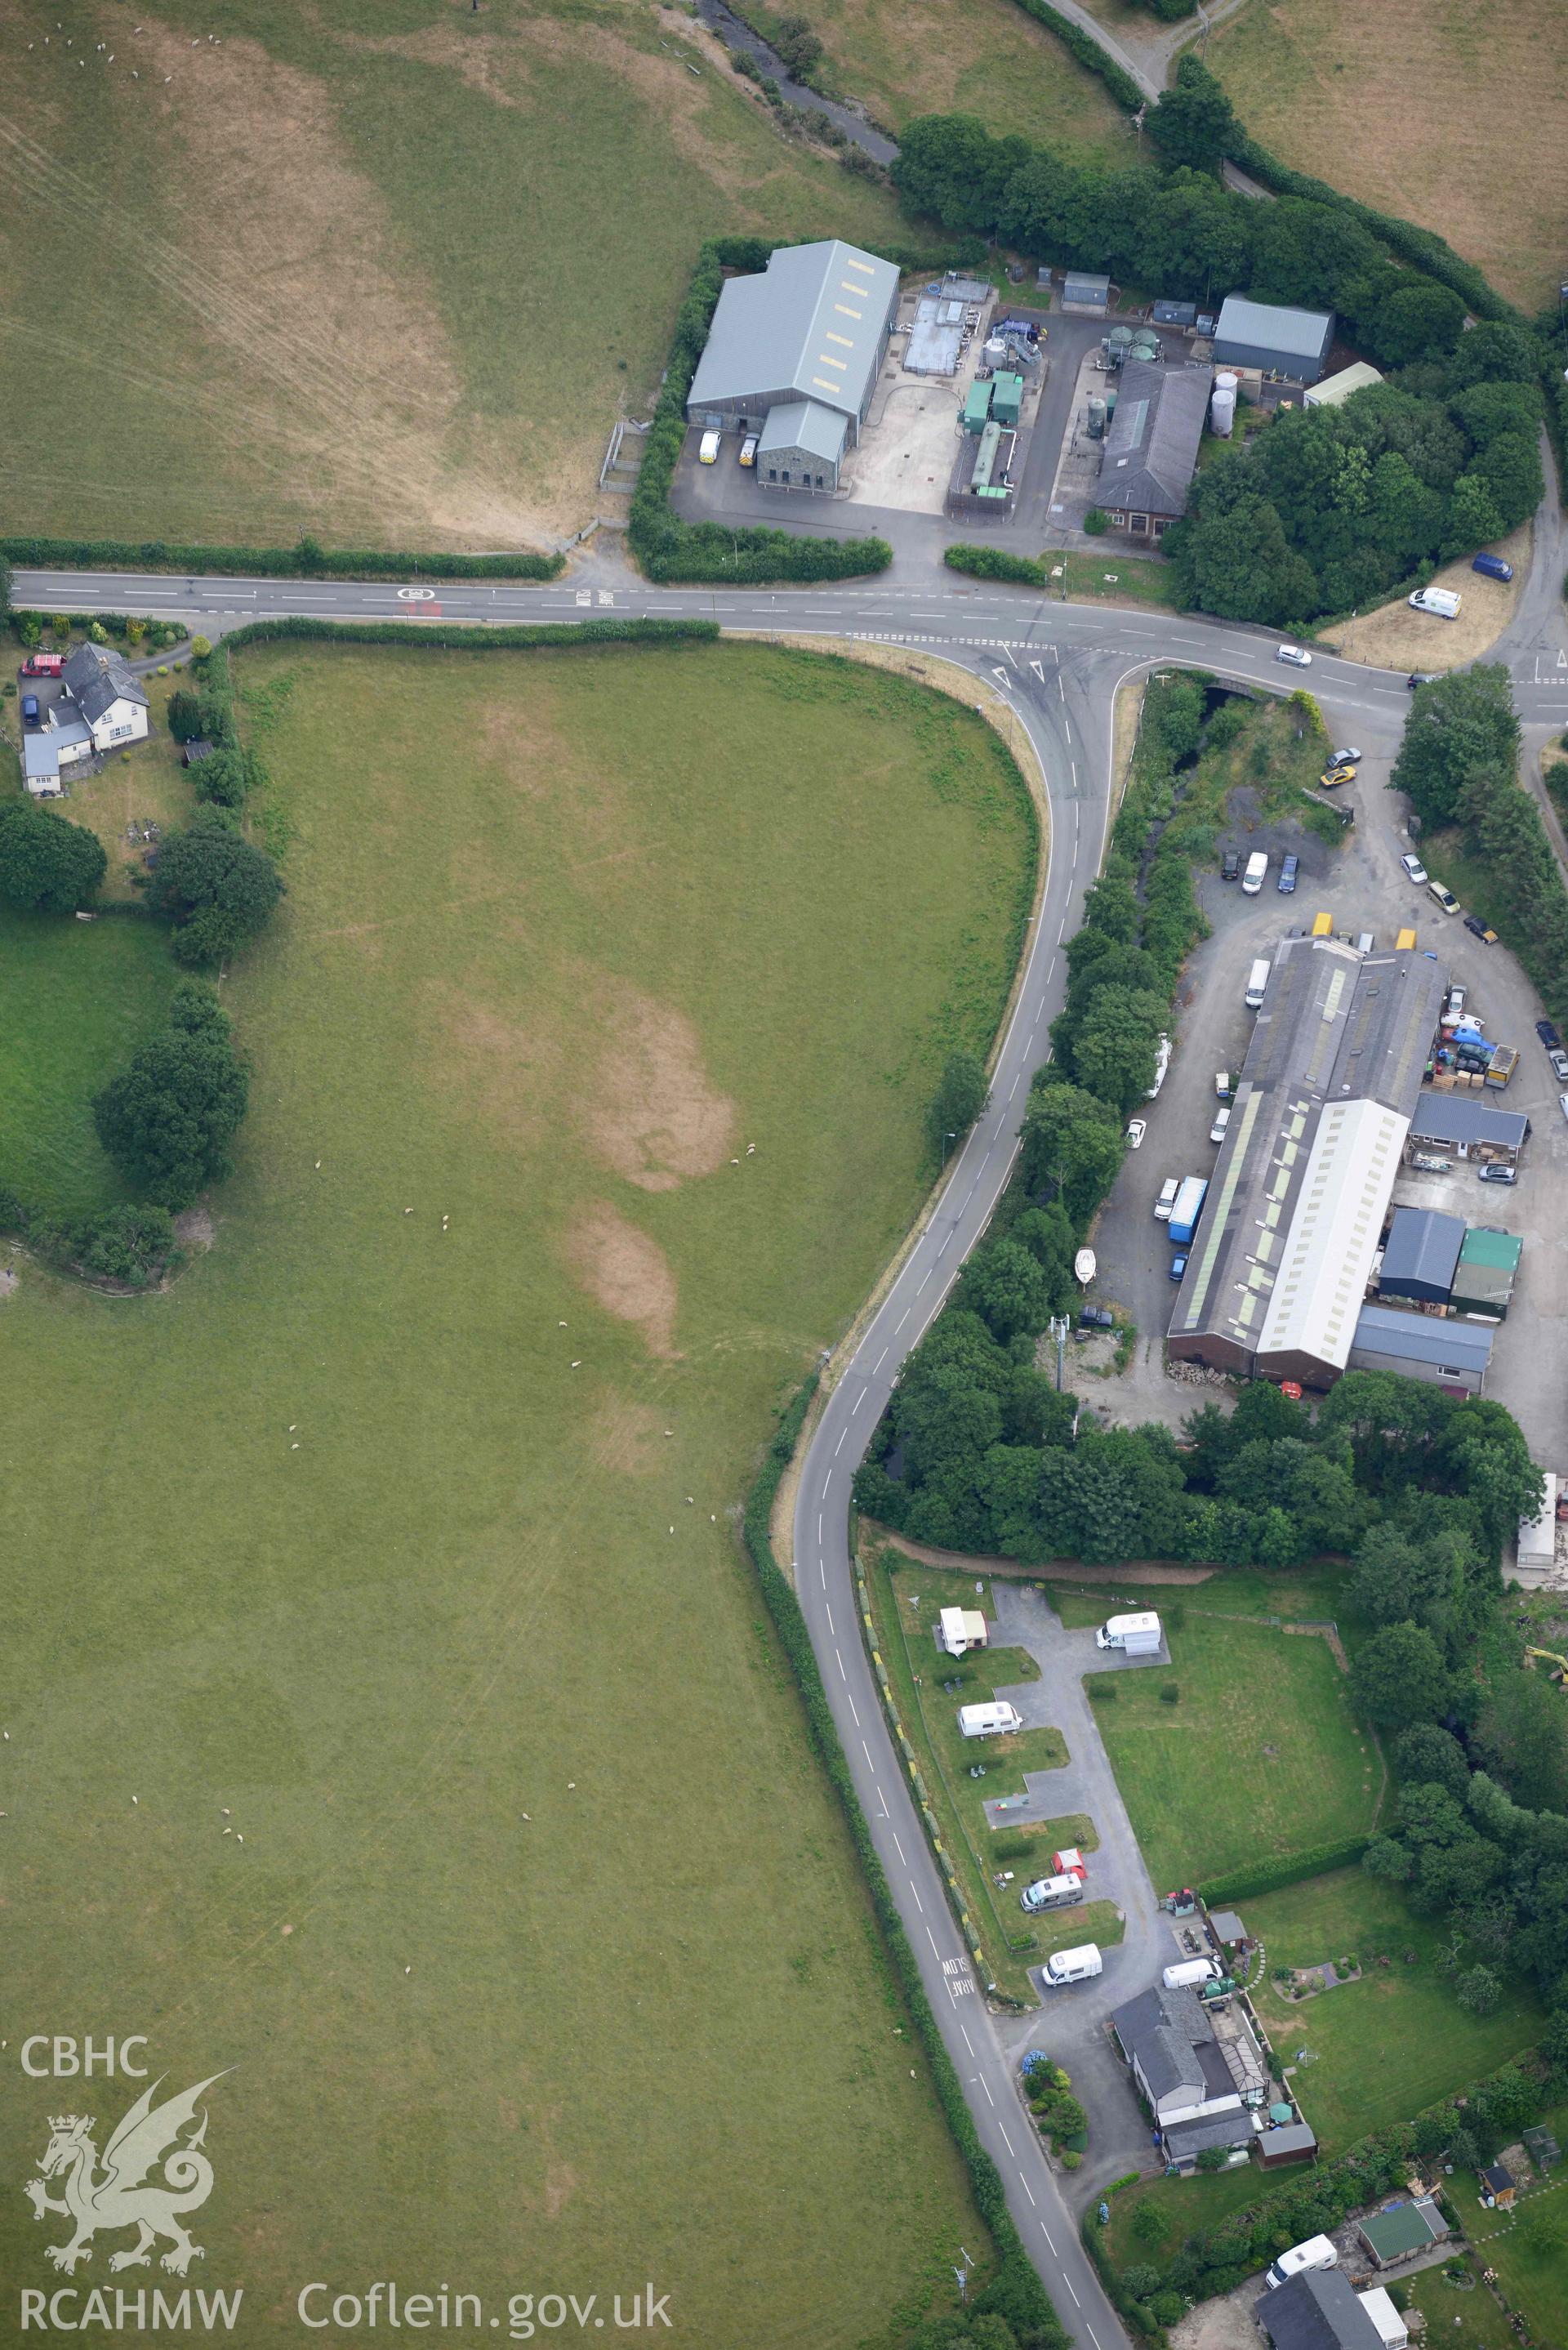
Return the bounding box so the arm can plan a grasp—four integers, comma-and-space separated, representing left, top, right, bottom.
15, 551, 1568, 2346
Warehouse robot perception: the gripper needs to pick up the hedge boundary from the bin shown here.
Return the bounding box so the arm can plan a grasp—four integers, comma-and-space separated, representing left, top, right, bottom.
1197, 1836, 1372, 1904
742, 1381, 1067, 2344
1, 534, 564, 583
946, 544, 1051, 588
210, 615, 719, 661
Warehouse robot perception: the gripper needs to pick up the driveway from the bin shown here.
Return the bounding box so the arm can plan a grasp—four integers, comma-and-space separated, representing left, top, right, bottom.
987, 1584, 1187, 2202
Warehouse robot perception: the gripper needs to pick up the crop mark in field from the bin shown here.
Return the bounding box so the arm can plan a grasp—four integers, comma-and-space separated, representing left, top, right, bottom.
586, 983, 737, 1193
586, 1391, 666, 1477
564, 1203, 682, 1361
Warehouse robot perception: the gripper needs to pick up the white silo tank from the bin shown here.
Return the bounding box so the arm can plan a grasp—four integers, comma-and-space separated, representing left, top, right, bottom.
1210, 370, 1238, 437
983, 336, 1008, 370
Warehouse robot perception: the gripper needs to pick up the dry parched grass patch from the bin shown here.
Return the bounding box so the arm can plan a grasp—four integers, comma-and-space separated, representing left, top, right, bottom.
585, 983, 737, 1192
564, 1202, 681, 1360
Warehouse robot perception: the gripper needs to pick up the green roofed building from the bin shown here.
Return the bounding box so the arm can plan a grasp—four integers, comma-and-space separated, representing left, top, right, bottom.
1450, 1225, 1521, 1320
1356, 2199, 1447, 2267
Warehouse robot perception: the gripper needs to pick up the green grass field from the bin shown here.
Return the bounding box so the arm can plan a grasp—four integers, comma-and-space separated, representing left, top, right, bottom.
0, 909, 177, 1215
1247, 1873, 1544, 2154
1085, 1612, 1380, 1888
0, 0, 909, 551
0, 640, 1039, 2343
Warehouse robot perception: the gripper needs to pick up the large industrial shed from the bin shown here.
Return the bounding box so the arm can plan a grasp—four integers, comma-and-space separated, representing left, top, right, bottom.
685, 239, 900, 492
1097, 359, 1214, 539
1167, 936, 1447, 1388
1212, 295, 1335, 384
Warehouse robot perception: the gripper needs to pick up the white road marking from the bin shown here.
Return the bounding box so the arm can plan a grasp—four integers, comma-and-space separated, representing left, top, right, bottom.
819, 1558, 826, 1586
835, 1648, 846, 1679
895, 1308, 911, 1331
999, 2124, 1016, 2156
825, 1601, 835, 1635
978, 2073, 995, 2106
862, 1739, 876, 1772
960, 2024, 975, 2054
909, 1880, 923, 1912
893, 1832, 907, 1864
1041, 2227, 1056, 2254
845, 1686, 861, 1727
926, 1925, 941, 1955
1066, 2281, 1080, 2307
1021, 2176, 1036, 2206
834, 1428, 848, 1455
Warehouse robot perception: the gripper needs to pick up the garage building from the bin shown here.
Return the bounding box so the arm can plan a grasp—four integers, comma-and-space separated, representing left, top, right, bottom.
1348, 1303, 1494, 1395
1304, 359, 1384, 408
1377, 1206, 1464, 1305
1450, 1225, 1521, 1319
685, 239, 901, 493
1097, 359, 1214, 540
1212, 295, 1335, 383
1167, 935, 1447, 1387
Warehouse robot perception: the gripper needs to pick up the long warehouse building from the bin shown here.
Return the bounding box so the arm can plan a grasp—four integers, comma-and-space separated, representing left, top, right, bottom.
1168, 936, 1447, 1387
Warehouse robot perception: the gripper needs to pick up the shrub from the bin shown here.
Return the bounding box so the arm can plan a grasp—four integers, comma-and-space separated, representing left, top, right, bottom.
946, 544, 1049, 587
189, 634, 212, 661
72, 1203, 178, 1287
142, 807, 283, 965
167, 688, 205, 743
0, 802, 107, 912
1083, 508, 1108, 536
1089, 1679, 1117, 1704
1160, 1683, 1180, 1705
1130, 2202, 1165, 2247
91, 980, 250, 1211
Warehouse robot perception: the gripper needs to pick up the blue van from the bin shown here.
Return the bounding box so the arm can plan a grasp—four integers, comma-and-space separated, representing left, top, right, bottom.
1472, 552, 1513, 582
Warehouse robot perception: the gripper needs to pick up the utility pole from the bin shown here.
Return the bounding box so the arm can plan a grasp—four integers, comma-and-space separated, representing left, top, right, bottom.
1048, 1313, 1071, 1389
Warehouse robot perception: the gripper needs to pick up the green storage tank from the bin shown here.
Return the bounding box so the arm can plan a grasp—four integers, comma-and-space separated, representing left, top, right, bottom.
991, 371, 1024, 427
963, 379, 993, 435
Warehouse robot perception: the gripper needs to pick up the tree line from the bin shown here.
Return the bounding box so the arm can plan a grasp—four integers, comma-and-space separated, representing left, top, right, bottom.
1392, 666, 1568, 1027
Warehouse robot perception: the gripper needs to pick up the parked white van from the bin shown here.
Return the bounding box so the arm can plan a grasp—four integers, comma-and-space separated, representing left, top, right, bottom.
1245, 956, 1272, 1009
698, 430, 721, 465
1162, 1958, 1219, 1990
1409, 587, 1461, 619
1043, 1944, 1102, 1985
1242, 852, 1269, 895
1265, 2237, 1339, 2290
958, 1701, 1022, 1740
1021, 1873, 1085, 1914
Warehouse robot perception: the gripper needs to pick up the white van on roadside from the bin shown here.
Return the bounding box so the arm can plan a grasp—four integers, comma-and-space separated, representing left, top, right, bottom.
1242, 852, 1269, 895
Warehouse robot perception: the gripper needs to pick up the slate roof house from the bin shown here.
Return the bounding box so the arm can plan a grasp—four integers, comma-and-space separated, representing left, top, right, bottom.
60, 641, 149, 751
1111, 1980, 1260, 2165
1255, 2272, 1387, 2350
1097, 359, 1214, 540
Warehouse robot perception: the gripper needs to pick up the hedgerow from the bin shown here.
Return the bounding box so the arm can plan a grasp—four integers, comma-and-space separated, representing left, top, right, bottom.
1197, 1837, 1374, 1904
0, 534, 563, 582
945, 546, 1051, 587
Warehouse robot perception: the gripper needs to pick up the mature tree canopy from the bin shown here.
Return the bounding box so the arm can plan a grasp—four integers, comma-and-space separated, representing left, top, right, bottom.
0, 801, 108, 912
1352, 1621, 1454, 1730
929, 1048, 990, 1157
1019, 1077, 1125, 1224
92, 980, 251, 1209
145, 808, 283, 965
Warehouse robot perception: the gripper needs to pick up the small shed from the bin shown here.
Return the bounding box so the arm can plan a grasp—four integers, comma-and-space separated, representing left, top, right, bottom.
182, 737, 216, 769
1152, 298, 1197, 331
1209, 1909, 1249, 1949
937, 1607, 987, 1656
1450, 1226, 1521, 1319
1378, 1206, 1464, 1305
1254, 2120, 1318, 2169
963, 378, 994, 435
1062, 271, 1111, 315
1479, 2163, 1517, 2210
1304, 360, 1384, 409
1523, 2125, 1560, 2170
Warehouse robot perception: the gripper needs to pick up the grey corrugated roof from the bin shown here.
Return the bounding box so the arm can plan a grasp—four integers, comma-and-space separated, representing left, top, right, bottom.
1163, 2109, 1252, 2157
756, 399, 848, 465
687, 239, 898, 422
1380, 1206, 1465, 1295
1215, 295, 1334, 362
1111, 1983, 1218, 2099
1153, 300, 1197, 327
1064, 273, 1110, 301
1258, 2120, 1318, 2155
1258, 2272, 1387, 2350
1098, 358, 1213, 517
22, 734, 60, 778
1411, 1095, 1530, 1150
61, 640, 148, 726
1350, 1303, 1494, 1372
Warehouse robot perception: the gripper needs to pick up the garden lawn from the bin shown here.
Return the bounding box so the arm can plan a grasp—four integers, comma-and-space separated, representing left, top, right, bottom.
1088, 1613, 1379, 1889
1246, 1873, 1544, 2154
0, 638, 1039, 2346
1404, 2257, 1518, 2350
1441, 2098, 1568, 2345
1102, 2161, 1267, 2272
0, 908, 177, 1217
0, 0, 908, 551
866, 1544, 1085, 1999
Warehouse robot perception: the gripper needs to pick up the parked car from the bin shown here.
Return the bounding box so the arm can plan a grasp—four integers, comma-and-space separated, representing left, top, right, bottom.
1538, 1019, 1563, 1047
1465, 913, 1499, 943
1125, 1118, 1147, 1149
1276, 644, 1312, 667
1550, 1050, 1568, 1084
1209, 1106, 1231, 1144
1154, 1177, 1180, 1222
1401, 852, 1429, 885
1472, 552, 1514, 582
20, 693, 39, 725
1169, 1252, 1188, 1280
1407, 672, 1438, 690
1214, 1071, 1232, 1099
1318, 765, 1353, 789
1445, 984, 1467, 1019
1559, 1095, 1568, 1126
1330, 747, 1362, 768
1220, 847, 1241, 881
1277, 854, 1299, 894
1478, 1165, 1517, 1186
1428, 880, 1460, 915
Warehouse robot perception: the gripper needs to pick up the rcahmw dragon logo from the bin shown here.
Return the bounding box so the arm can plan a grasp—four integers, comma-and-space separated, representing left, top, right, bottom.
24, 2073, 229, 2276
